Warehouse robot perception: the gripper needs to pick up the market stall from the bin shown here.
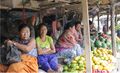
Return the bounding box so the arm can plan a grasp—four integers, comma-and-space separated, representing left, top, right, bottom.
0, 0, 120, 73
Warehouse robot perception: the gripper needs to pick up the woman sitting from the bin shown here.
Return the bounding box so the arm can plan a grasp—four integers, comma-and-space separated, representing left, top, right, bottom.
56, 21, 83, 64
74, 21, 83, 47
51, 21, 63, 44
0, 24, 38, 72
36, 23, 60, 72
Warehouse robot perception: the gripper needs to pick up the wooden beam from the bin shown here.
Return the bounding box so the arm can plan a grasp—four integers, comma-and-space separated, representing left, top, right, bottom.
82, 0, 92, 73
111, 0, 117, 57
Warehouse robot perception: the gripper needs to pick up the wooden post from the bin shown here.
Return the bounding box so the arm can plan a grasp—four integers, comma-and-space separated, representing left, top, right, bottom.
92, 16, 94, 23
97, 12, 100, 31
107, 10, 109, 31
82, 0, 92, 73
111, 0, 117, 57
115, 13, 117, 25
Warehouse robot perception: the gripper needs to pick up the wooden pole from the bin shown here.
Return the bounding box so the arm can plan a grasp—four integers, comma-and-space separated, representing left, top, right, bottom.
97, 12, 100, 31
111, 1, 117, 57
107, 10, 109, 31
92, 16, 94, 23
82, 0, 92, 73
115, 13, 117, 25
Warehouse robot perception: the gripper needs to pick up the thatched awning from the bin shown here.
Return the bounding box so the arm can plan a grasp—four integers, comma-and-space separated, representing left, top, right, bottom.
0, 0, 120, 15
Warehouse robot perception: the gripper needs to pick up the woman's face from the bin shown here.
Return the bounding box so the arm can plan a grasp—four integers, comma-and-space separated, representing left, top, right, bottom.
56, 22, 61, 30
39, 25, 47, 36
19, 27, 30, 40
75, 24, 81, 31
90, 24, 94, 29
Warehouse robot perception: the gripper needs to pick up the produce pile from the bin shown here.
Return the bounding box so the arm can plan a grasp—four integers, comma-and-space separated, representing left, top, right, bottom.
63, 33, 119, 73
91, 33, 112, 51
91, 32, 120, 51
63, 55, 86, 73
63, 49, 116, 73
92, 48, 116, 72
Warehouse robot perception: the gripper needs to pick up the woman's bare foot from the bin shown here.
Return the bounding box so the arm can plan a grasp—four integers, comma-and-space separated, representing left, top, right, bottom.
57, 64, 63, 73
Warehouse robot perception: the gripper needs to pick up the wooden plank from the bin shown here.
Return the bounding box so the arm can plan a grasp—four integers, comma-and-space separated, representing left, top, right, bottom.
82, 0, 92, 73
111, 1, 117, 57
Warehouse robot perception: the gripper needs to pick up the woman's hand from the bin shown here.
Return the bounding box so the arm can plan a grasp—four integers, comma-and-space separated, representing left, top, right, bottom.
43, 48, 51, 51
13, 38, 36, 52
38, 48, 51, 55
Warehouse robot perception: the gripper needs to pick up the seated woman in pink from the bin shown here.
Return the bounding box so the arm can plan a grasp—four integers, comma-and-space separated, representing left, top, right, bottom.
56, 21, 83, 64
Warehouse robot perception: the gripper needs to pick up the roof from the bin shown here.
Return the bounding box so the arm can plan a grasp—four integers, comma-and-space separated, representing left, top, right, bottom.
0, 0, 120, 15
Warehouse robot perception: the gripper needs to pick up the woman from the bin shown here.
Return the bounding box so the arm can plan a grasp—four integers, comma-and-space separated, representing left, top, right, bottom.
0, 24, 38, 72
56, 21, 83, 64
74, 21, 83, 47
36, 23, 59, 72
89, 20, 97, 36
52, 21, 63, 44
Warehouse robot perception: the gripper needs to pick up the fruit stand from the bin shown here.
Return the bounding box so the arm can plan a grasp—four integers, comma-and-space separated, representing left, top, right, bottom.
0, 0, 119, 73
63, 48, 117, 73
62, 0, 119, 73
62, 28, 120, 73
82, 0, 118, 73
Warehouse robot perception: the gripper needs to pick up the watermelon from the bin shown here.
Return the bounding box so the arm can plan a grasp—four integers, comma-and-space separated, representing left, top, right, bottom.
91, 39, 95, 51
105, 39, 111, 46
101, 42, 107, 48
94, 40, 102, 48
91, 36, 95, 41
99, 36, 106, 42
